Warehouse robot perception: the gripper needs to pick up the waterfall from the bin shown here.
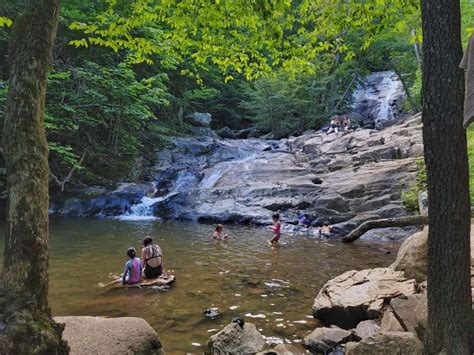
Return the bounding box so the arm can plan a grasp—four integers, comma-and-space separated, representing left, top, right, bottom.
352, 71, 405, 129
118, 192, 178, 221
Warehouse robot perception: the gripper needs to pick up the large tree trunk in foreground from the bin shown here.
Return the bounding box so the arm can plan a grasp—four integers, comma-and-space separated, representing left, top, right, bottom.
0, 0, 68, 353
342, 215, 428, 243
421, 1, 472, 354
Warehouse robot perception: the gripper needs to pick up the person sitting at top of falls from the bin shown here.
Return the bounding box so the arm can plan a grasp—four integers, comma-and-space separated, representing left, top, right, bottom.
213, 224, 229, 241
122, 247, 142, 285
342, 115, 352, 132
269, 212, 282, 245
298, 214, 311, 228
326, 116, 341, 135
319, 221, 333, 238
141, 236, 163, 279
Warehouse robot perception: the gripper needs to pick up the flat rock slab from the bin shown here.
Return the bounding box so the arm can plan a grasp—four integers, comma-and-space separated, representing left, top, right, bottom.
55, 316, 163, 355
312, 268, 417, 329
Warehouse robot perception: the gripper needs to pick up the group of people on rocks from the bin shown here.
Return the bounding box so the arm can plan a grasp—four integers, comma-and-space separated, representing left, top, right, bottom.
120, 212, 332, 285
326, 114, 353, 135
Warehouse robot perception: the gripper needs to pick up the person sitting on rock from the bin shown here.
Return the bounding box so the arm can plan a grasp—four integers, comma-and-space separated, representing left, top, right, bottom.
342, 115, 352, 132
319, 221, 333, 238
213, 224, 229, 240
122, 247, 142, 285
141, 236, 163, 279
326, 116, 341, 135
298, 214, 311, 228
269, 213, 282, 245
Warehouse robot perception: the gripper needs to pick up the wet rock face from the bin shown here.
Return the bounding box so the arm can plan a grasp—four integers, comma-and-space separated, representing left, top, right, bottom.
206, 322, 265, 354
152, 115, 422, 231
52, 114, 423, 240
352, 71, 406, 130
312, 268, 417, 329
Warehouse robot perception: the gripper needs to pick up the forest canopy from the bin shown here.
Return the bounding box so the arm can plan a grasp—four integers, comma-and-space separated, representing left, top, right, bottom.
0, 0, 472, 192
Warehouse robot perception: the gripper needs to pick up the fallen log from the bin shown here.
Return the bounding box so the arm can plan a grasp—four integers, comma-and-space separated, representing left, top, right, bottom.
342, 215, 428, 243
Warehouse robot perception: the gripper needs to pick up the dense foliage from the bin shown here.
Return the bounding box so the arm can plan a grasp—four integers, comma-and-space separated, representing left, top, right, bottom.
1, 0, 472, 192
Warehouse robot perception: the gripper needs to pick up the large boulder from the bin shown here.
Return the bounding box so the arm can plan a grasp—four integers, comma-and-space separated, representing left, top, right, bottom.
206, 322, 265, 354
390, 227, 428, 282
345, 331, 423, 355
304, 327, 358, 353
55, 316, 163, 354
380, 309, 404, 332
312, 268, 417, 329
381, 294, 427, 340
354, 320, 380, 339
185, 112, 212, 127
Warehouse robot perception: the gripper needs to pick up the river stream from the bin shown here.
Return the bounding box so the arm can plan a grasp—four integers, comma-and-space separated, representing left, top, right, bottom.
0, 218, 399, 352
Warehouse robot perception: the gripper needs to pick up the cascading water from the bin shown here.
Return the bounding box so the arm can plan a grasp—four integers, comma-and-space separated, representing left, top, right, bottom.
118, 192, 179, 221
352, 71, 405, 129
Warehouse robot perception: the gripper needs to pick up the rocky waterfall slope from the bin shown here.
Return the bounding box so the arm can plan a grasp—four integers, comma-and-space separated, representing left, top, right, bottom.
52, 114, 423, 239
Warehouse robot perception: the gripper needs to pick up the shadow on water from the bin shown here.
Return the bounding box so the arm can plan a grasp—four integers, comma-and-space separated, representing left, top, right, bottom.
0, 218, 399, 352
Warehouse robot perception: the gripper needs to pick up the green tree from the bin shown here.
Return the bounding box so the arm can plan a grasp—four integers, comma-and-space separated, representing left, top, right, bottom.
0, 0, 68, 352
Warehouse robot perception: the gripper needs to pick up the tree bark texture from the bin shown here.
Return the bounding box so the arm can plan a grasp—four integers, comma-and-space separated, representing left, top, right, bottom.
0, 0, 68, 353
341, 215, 428, 243
421, 1, 472, 354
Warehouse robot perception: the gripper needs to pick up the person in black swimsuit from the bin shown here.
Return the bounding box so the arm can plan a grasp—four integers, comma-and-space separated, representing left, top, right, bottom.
141, 236, 163, 279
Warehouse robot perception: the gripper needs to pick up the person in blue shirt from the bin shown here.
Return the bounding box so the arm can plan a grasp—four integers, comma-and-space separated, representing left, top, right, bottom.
298, 214, 311, 228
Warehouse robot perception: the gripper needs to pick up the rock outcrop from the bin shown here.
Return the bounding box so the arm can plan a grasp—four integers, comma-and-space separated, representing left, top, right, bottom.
304, 327, 359, 353
55, 316, 163, 354
380, 294, 427, 340
206, 322, 265, 354
312, 268, 417, 329
185, 112, 212, 127
354, 320, 380, 339
390, 227, 428, 282
345, 331, 423, 355
352, 71, 406, 129
306, 224, 474, 353
258, 343, 303, 354
52, 115, 423, 240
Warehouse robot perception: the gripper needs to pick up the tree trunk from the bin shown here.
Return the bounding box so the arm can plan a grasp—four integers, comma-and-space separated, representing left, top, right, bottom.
0, 1, 68, 353
421, 1, 472, 354
341, 215, 428, 243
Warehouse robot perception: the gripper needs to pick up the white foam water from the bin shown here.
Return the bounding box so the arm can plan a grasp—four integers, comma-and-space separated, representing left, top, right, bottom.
117, 192, 178, 221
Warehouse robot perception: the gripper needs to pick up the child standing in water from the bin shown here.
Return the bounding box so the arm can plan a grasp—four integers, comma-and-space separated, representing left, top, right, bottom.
213, 224, 229, 240
269, 213, 281, 245
319, 221, 333, 238
122, 247, 142, 285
